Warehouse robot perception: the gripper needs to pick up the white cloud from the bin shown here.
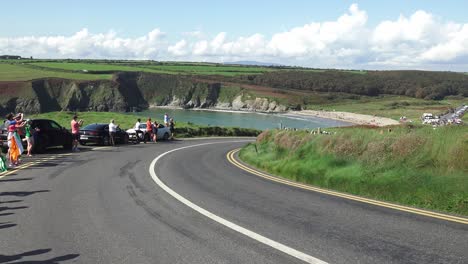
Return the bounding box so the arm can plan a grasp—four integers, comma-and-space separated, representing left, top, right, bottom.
1, 4, 468, 70
168, 40, 188, 56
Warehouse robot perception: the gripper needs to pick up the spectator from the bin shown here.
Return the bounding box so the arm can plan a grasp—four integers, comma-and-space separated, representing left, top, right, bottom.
134, 118, 143, 143
5, 113, 24, 166
0, 137, 7, 172
109, 119, 118, 146
24, 119, 34, 156
146, 118, 153, 143
164, 113, 169, 126
169, 118, 175, 140
152, 121, 158, 142
71, 115, 84, 152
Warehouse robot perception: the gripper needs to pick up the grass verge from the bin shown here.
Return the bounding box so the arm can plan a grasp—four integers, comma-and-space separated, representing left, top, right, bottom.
239, 125, 468, 216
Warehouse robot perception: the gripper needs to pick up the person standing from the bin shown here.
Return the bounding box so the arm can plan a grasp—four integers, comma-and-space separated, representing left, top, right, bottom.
164, 113, 169, 126
71, 115, 83, 152
152, 121, 158, 142
5, 113, 24, 166
169, 118, 175, 140
24, 120, 34, 156
146, 118, 153, 143
108, 119, 118, 146
0, 136, 7, 172
134, 118, 143, 143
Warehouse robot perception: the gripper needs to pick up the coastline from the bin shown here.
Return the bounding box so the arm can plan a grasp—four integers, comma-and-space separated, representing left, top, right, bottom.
288, 110, 400, 127
148, 106, 399, 127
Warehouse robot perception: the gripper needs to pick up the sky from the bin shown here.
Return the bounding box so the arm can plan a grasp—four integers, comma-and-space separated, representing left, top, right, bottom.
1, 0, 467, 71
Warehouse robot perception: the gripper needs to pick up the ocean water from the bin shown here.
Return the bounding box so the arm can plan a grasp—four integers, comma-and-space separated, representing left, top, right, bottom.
134, 108, 351, 130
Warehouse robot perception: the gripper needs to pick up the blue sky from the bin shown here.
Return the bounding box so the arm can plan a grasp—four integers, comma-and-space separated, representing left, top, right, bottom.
1, 0, 467, 70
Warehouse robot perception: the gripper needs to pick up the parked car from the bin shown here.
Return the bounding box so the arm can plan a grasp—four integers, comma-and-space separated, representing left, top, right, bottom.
1, 119, 73, 153
79, 123, 129, 146
126, 123, 171, 143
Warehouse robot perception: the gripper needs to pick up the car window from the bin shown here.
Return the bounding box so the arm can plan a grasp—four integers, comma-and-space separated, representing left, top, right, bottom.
37, 120, 51, 130
140, 124, 146, 129
49, 120, 62, 129
82, 124, 106, 130
104, 125, 109, 131
158, 124, 165, 128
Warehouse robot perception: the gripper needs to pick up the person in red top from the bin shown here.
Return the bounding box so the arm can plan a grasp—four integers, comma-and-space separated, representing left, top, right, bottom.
146, 118, 153, 143
71, 115, 84, 152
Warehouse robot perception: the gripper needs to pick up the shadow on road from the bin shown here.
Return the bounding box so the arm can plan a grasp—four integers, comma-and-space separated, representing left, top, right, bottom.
0, 206, 28, 213
0, 248, 79, 264
0, 178, 33, 183
0, 190, 50, 197
0, 221, 16, 229
0, 200, 23, 204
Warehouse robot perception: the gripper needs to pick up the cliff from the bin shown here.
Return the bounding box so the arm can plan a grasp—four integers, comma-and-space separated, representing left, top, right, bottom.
0, 72, 288, 115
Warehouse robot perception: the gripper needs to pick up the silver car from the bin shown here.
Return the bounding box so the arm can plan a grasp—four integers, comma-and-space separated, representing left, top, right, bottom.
126, 123, 171, 142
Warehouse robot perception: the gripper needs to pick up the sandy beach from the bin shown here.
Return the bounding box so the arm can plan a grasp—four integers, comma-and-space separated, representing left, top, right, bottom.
150, 106, 400, 127
289, 110, 400, 127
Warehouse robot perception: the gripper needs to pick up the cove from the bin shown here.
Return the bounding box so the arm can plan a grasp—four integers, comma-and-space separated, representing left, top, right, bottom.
135, 108, 351, 130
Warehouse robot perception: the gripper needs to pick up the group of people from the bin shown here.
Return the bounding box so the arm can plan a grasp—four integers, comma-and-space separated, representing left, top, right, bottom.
134, 113, 175, 144
0, 112, 176, 173
0, 112, 38, 172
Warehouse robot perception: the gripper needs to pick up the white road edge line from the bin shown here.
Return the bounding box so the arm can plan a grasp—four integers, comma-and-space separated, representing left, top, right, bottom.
149, 140, 328, 264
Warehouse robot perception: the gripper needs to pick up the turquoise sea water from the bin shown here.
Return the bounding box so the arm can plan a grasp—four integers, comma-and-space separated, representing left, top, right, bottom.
135, 108, 351, 130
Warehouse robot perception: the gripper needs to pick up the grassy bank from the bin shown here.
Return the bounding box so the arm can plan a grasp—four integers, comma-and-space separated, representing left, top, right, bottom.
239, 125, 468, 216
28, 111, 261, 138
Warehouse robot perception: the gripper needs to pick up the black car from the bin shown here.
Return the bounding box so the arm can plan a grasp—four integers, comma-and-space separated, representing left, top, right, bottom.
79, 123, 129, 146
1, 119, 73, 153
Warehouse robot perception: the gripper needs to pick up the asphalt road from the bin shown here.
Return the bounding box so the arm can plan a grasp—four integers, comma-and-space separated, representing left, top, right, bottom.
0, 138, 467, 264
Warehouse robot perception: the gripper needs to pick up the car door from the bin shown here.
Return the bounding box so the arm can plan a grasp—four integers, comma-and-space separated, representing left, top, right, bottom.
48, 120, 64, 146
115, 127, 124, 142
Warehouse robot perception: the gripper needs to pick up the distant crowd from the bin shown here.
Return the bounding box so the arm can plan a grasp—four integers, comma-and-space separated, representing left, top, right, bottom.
0, 112, 175, 172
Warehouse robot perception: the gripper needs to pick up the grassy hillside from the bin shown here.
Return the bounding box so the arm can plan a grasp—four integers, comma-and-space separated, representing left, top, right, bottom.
0, 63, 111, 81
239, 125, 468, 215
28, 111, 261, 138
304, 95, 466, 120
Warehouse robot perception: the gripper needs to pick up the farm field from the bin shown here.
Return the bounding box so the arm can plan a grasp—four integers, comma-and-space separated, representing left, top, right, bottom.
305, 95, 466, 121
0, 63, 112, 81
26, 61, 276, 76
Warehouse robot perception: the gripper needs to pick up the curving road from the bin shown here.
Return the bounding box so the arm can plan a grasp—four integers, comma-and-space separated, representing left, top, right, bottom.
0, 138, 467, 264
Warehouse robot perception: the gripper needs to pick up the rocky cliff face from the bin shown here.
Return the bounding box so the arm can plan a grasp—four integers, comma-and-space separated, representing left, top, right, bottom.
0, 72, 288, 115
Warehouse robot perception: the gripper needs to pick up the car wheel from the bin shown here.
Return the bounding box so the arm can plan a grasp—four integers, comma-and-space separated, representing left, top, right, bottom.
1, 147, 7, 154
163, 132, 169, 141
79, 141, 86, 146
34, 142, 47, 154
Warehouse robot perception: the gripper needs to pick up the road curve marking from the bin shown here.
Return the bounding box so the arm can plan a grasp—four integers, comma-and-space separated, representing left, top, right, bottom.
0, 153, 73, 179
227, 148, 468, 225
149, 141, 327, 264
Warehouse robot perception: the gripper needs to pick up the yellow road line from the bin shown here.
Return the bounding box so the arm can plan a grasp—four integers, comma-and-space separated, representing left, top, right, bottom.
0, 153, 73, 178
227, 148, 468, 225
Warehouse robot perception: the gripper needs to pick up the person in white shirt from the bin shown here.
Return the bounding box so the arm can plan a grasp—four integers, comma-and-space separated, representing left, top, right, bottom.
134, 118, 143, 142
164, 113, 169, 126
109, 119, 119, 146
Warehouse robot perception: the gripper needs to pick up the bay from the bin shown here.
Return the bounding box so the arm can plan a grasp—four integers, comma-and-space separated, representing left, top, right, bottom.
136, 108, 351, 130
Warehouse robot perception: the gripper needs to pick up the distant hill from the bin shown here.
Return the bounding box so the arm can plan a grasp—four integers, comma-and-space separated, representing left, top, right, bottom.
224, 61, 283, 67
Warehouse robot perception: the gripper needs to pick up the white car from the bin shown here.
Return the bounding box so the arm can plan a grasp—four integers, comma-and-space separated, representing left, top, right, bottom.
126, 123, 171, 142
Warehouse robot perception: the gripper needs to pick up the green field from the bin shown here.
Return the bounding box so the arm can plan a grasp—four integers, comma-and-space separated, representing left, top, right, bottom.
240, 125, 468, 215
305, 95, 466, 121
0, 63, 111, 81
24, 61, 275, 76
0, 61, 278, 81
